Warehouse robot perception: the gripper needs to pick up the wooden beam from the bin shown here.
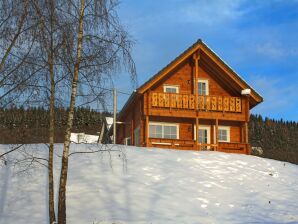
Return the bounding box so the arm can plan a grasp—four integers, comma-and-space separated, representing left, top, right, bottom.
215, 119, 218, 150
245, 95, 250, 122
241, 123, 244, 143
148, 108, 246, 121
145, 116, 149, 147
196, 117, 199, 150
193, 52, 200, 151
245, 122, 248, 144
131, 114, 134, 145
193, 53, 200, 107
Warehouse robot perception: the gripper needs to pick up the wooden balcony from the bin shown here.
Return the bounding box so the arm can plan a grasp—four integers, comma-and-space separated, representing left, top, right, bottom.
150, 92, 242, 113
148, 138, 250, 154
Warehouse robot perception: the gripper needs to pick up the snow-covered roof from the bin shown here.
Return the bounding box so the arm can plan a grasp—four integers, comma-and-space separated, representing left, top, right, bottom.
105, 117, 113, 130
70, 133, 98, 143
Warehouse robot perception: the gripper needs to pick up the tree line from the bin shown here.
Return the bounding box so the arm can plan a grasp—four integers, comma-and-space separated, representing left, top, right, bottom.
0, 107, 111, 144
2, 108, 298, 165
249, 114, 298, 165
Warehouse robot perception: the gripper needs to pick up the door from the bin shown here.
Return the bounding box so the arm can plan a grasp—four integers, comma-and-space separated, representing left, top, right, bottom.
195, 125, 211, 150
199, 129, 208, 144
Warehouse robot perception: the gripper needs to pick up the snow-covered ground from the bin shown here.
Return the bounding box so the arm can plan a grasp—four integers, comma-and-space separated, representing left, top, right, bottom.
1, 144, 298, 224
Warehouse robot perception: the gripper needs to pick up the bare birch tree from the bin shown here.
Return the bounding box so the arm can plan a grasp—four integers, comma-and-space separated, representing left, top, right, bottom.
29, 1, 72, 222
0, 0, 37, 106
57, 0, 136, 222
1, 1, 135, 223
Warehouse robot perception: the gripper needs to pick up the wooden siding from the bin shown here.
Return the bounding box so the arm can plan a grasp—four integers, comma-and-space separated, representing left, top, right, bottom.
115, 42, 258, 155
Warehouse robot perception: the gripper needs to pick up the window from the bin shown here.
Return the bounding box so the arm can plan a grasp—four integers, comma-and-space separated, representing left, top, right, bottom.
125, 137, 131, 145
134, 126, 140, 146
149, 122, 179, 139
218, 126, 230, 142
149, 124, 163, 138
163, 85, 179, 93
198, 79, 209, 95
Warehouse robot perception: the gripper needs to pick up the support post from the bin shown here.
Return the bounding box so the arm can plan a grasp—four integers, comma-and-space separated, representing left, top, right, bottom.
193, 53, 200, 109
215, 119, 218, 151
245, 122, 248, 144
193, 52, 200, 151
145, 116, 149, 147
196, 117, 199, 150
113, 88, 117, 144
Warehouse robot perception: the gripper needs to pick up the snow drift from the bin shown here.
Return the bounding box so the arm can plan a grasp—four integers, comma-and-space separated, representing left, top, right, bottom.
0, 144, 298, 224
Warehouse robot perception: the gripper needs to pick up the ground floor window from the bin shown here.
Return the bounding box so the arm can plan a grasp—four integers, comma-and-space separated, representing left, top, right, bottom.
218, 126, 230, 142
134, 126, 140, 146
149, 122, 179, 139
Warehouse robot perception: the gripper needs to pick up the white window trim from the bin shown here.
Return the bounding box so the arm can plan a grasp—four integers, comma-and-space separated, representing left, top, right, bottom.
149, 122, 179, 139
218, 126, 230, 143
198, 79, 209, 95
163, 84, 179, 93
193, 125, 211, 144
124, 137, 131, 145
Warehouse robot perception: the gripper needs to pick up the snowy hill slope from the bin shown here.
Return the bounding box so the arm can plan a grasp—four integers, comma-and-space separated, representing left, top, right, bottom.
0, 144, 298, 224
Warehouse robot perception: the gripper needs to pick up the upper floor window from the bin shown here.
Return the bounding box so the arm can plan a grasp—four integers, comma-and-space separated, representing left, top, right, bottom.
163, 85, 179, 93
149, 122, 179, 139
218, 126, 230, 142
198, 79, 209, 95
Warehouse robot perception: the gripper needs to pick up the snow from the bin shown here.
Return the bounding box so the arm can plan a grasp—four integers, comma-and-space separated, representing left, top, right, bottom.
1, 144, 298, 223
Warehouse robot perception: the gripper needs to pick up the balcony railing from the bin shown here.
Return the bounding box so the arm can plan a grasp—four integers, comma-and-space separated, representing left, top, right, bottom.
151, 92, 242, 113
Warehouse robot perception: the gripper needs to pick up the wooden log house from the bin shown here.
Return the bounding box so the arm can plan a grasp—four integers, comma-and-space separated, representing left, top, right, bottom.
115, 39, 263, 154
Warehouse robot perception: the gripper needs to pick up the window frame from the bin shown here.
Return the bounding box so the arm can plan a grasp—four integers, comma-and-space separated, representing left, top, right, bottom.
193, 125, 211, 144
218, 126, 230, 142
197, 79, 209, 95
163, 84, 179, 93
149, 122, 179, 139
193, 125, 211, 150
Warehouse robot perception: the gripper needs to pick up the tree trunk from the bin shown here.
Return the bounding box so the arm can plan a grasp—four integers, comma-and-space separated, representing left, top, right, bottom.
57, 0, 85, 223
48, 46, 56, 224
48, 1, 56, 222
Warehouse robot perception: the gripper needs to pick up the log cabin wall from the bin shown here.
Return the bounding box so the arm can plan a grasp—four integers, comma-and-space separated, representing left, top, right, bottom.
115, 40, 263, 154
117, 97, 142, 145
150, 60, 234, 97
142, 116, 242, 145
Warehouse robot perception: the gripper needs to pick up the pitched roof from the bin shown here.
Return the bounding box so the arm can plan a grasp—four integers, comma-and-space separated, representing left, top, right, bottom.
118, 39, 263, 119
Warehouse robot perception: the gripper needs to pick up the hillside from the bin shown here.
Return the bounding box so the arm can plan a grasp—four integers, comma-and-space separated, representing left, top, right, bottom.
1, 144, 298, 223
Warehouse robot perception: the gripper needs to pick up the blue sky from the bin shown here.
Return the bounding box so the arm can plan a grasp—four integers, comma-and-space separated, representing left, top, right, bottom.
115, 0, 298, 121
